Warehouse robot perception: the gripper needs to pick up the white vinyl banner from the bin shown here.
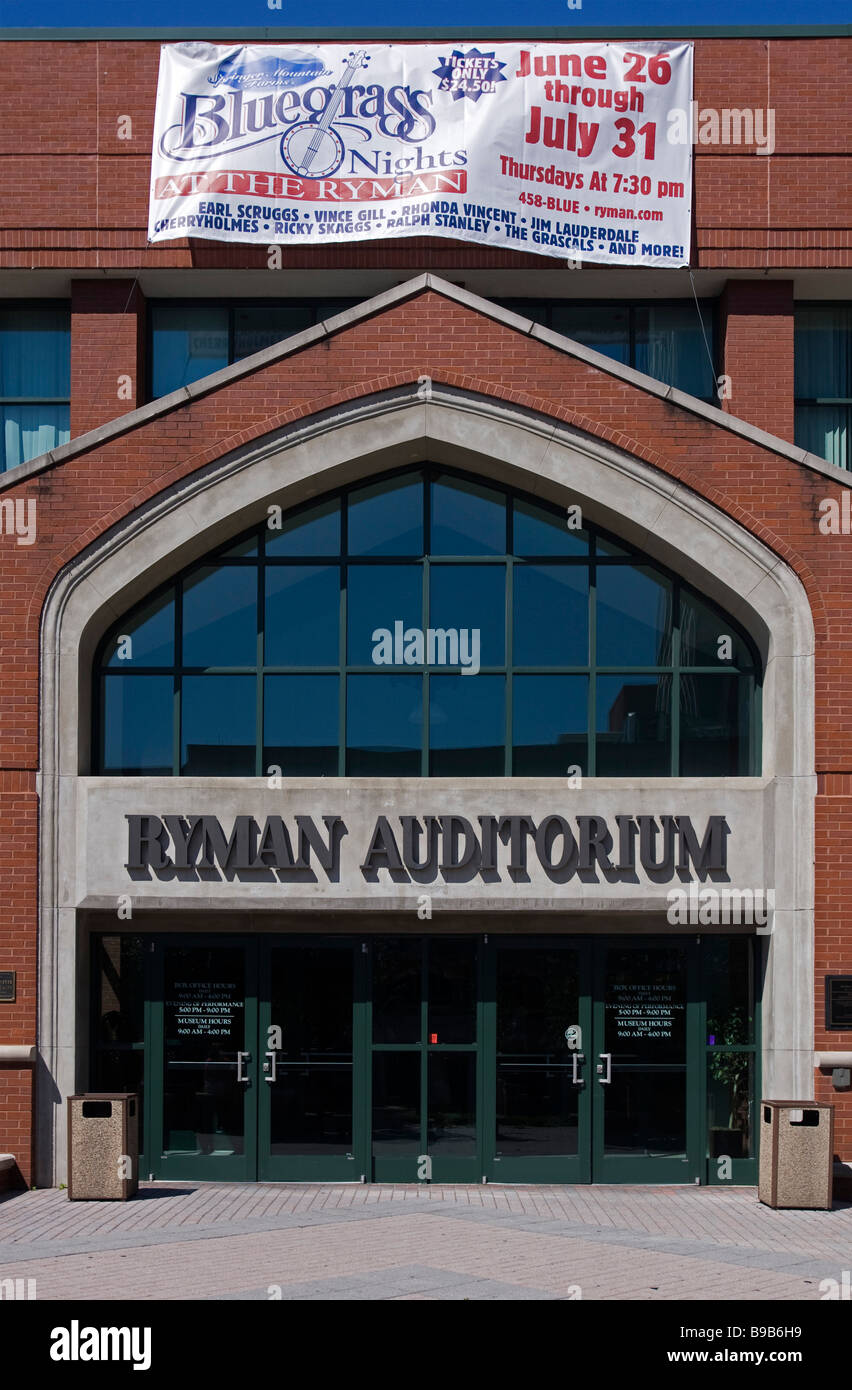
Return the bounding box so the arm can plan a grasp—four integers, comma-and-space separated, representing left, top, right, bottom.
149, 41, 693, 267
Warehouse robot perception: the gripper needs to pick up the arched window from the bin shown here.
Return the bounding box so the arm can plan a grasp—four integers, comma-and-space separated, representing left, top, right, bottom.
93, 467, 761, 778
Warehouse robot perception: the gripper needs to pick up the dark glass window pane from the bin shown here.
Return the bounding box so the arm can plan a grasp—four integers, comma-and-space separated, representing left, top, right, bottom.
214, 535, 257, 559
430, 475, 505, 555
428, 940, 476, 1043
604, 1071, 686, 1156
429, 564, 505, 666
596, 564, 673, 667
372, 1053, 420, 1155
93, 1049, 145, 1154
680, 674, 748, 775
495, 946, 581, 1159
272, 946, 353, 1055
181, 675, 255, 774
102, 676, 174, 773
372, 938, 421, 1043
428, 1053, 476, 1156
596, 674, 671, 775
604, 945, 687, 1061
163, 946, 246, 1157
265, 566, 339, 666
794, 305, 852, 400
233, 306, 313, 359
270, 1067, 352, 1155
96, 936, 145, 1045
429, 674, 504, 776
513, 675, 588, 776
0, 404, 70, 472
680, 592, 751, 668
549, 304, 630, 363
497, 947, 579, 1054
708, 1053, 754, 1160
513, 496, 588, 556
106, 590, 175, 668
794, 403, 850, 470
265, 498, 340, 557
346, 674, 422, 775
635, 303, 715, 400
706, 939, 754, 1045
0, 307, 70, 396
497, 1065, 578, 1157
269, 947, 354, 1154
596, 535, 632, 558
182, 566, 257, 667
347, 565, 421, 665
264, 675, 338, 776
495, 298, 549, 327
151, 305, 228, 398
513, 564, 588, 665
348, 474, 424, 556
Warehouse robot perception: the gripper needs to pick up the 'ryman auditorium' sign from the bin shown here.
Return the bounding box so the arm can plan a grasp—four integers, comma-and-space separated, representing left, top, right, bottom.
127, 812, 729, 882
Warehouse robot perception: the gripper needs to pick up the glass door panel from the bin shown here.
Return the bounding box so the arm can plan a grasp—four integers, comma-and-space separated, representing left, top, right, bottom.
593, 941, 697, 1183
372, 1051, 420, 1159
151, 941, 257, 1181
489, 943, 591, 1182
428, 1052, 477, 1158
259, 942, 360, 1180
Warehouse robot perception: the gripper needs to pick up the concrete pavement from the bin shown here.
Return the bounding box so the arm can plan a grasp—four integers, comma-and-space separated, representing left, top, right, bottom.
1, 1183, 850, 1300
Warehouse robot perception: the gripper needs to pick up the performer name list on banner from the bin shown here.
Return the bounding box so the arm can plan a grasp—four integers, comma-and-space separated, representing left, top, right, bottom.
149, 41, 693, 268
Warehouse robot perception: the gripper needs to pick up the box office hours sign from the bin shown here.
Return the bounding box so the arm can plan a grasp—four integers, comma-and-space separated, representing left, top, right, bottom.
149, 41, 693, 267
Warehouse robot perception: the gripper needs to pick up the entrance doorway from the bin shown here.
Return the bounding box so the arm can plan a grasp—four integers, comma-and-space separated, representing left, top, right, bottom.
92, 933, 759, 1185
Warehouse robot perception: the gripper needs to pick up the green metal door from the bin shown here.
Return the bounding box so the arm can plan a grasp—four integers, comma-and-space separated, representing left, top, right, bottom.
485, 939, 593, 1184
590, 938, 702, 1184
148, 937, 258, 1182
258, 939, 367, 1182
369, 937, 482, 1182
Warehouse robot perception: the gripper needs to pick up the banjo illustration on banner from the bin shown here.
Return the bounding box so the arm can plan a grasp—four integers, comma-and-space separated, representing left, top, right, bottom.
280, 49, 371, 178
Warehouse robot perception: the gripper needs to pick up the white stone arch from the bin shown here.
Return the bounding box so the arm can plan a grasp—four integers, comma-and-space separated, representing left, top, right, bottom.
37, 383, 815, 1183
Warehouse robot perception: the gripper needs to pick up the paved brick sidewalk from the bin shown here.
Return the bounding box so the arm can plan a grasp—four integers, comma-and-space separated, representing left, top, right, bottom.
1, 1184, 849, 1300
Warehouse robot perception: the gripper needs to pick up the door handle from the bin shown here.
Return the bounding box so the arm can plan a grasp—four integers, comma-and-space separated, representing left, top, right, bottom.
596, 1052, 612, 1084
571, 1052, 585, 1086
263, 1051, 278, 1083
236, 1050, 251, 1083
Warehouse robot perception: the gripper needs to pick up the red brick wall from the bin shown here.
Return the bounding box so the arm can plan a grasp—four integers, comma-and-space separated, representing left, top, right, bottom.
0, 284, 848, 1176
0, 772, 38, 1186
71, 281, 146, 438
815, 787, 852, 1166
721, 280, 795, 440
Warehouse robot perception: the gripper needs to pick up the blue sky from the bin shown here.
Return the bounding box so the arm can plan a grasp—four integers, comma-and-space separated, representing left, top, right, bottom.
2, 0, 849, 28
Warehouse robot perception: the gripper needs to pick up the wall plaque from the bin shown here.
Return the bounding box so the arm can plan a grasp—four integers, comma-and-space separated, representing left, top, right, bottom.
826, 976, 852, 1031
0, 971, 16, 1002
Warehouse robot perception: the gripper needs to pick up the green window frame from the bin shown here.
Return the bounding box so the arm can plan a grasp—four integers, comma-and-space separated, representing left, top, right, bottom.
92, 464, 762, 778
794, 302, 852, 470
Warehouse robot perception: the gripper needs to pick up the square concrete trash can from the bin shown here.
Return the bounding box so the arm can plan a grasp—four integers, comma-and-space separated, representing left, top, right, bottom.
758, 1100, 834, 1209
67, 1093, 139, 1200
